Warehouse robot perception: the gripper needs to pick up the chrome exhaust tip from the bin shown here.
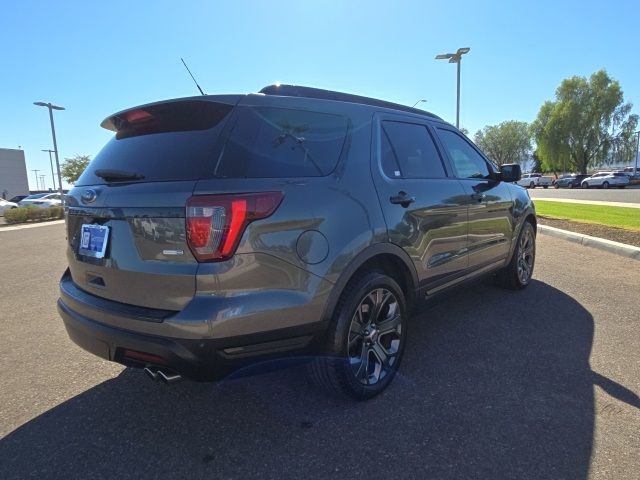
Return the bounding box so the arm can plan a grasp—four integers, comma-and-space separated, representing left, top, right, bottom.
144, 366, 160, 381
157, 369, 182, 385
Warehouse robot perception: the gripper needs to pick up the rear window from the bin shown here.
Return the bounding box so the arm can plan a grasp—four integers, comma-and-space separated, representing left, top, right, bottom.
76, 101, 233, 185
214, 106, 349, 178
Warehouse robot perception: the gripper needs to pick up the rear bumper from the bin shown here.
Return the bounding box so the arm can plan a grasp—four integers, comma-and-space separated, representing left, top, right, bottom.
58, 273, 329, 380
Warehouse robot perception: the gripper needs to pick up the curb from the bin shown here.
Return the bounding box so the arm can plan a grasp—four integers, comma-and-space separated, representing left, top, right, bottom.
538, 225, 640, 261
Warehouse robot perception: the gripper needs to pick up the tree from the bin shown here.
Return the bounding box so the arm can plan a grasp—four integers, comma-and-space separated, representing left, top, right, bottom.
473, 120, 532, 166
61, 155, 91, 184
532, 70, 638, 174
531, 151, 543, 173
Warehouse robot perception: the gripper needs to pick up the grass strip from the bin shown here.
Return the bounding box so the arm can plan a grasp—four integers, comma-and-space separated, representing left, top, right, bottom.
534, 200, 640, 231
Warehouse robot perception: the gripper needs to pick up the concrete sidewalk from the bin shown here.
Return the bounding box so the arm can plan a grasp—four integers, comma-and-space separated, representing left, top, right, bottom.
533, 198, 640, 209
0, 219, 65, 232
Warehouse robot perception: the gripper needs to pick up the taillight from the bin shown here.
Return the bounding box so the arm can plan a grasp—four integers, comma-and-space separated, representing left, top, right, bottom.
186, 192, 283, 262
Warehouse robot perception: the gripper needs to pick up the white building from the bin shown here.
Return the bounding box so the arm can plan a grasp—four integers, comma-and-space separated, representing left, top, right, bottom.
0, 148, 29, 200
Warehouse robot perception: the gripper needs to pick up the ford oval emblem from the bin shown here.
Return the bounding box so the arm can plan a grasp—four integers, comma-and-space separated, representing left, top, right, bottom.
81, 189, 97, 204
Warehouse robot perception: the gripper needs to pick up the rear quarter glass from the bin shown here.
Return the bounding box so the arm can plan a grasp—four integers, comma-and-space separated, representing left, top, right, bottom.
76, 101, 234, 186
214, 106, 350, 178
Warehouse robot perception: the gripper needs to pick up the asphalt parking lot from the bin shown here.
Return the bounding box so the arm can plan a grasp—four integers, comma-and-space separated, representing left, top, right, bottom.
1, 223, 638, 480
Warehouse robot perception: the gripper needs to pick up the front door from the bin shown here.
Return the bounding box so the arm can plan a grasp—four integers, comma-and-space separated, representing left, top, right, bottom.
434, 127, 514, 270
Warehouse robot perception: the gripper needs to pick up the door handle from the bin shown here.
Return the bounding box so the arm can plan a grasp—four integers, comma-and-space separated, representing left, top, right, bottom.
471, 193, 486, 202
389, 191, 416, 208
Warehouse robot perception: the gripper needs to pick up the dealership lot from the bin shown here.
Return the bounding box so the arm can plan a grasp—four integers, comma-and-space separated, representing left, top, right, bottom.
1, 223, 638, 479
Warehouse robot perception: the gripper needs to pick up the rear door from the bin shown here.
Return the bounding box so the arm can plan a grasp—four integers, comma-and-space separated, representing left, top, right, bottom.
65, 98, 237, 311
434, 127, 514, 270
370, 114, 469, 288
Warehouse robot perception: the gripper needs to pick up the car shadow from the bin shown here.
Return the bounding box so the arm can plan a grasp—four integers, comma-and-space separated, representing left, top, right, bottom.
2, 280, 637, 479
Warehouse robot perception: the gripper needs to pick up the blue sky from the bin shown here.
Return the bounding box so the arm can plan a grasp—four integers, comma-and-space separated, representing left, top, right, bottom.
2, 0, 639, 190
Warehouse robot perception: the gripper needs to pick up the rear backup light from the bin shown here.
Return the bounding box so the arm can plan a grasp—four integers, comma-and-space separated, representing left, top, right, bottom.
186, 192, 283, 262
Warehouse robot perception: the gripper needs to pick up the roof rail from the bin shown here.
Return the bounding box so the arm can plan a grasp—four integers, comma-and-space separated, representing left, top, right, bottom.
259, 84, 441, 119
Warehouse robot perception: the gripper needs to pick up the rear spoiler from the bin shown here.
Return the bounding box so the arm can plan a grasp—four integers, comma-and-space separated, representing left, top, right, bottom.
100, 95, 243, 132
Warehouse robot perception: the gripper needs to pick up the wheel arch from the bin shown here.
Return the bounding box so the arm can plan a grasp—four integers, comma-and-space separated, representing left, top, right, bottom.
505, 206, 537, 263
321, 243, 418, 324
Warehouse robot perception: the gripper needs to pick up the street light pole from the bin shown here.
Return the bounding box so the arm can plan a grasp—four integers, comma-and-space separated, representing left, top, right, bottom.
635, 130, 640, 176
435, 47, 471, 129
34, 102, 65, 202
39, 175, 46, 190
456, 59, 461, 129
42, 149, 57, 190
31, 169, 40, 191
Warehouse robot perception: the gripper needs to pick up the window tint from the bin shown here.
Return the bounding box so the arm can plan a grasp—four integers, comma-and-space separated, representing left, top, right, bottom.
437, 129, 491, 179
380, 121, 445, 179
77, 101, 234, 185
215, 107, 349, 178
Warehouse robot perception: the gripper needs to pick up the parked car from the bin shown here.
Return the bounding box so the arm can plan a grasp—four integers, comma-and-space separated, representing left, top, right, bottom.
19, 193, 63, 208
538, 176, 554, 188
581, 172, 630, 189
57, 84, 536, 399
8, 195, 28, 203
17, 193, 48, 205
554, 174, 589, 189
516, 173, 553, 188
0, 198, 18, 216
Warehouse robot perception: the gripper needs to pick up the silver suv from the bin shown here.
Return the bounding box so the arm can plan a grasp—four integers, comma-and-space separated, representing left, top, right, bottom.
58, 85, 536, 399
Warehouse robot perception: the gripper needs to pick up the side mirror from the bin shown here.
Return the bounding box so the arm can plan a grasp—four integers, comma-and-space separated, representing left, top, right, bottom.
500, 163, 521, 183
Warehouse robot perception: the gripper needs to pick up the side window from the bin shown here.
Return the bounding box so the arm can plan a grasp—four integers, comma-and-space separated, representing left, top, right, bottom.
437, 129, 491, 179
380, 121, 446, 179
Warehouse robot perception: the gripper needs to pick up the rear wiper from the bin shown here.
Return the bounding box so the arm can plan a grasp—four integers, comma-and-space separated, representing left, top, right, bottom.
95, 169, 145, 182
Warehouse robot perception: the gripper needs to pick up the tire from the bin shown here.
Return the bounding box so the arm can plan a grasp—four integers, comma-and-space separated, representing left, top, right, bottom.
543, 185, 548, 189
529, 182, 535, 189
582, 182, 589, 189
495, 221, 536, 290
554, 183, 560, 189
309, 271, 408, 400
602, 182, 609, 189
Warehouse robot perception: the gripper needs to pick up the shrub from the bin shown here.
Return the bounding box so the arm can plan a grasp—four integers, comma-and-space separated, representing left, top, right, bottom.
4, 206, 65, 224
4, 207, 30, 224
